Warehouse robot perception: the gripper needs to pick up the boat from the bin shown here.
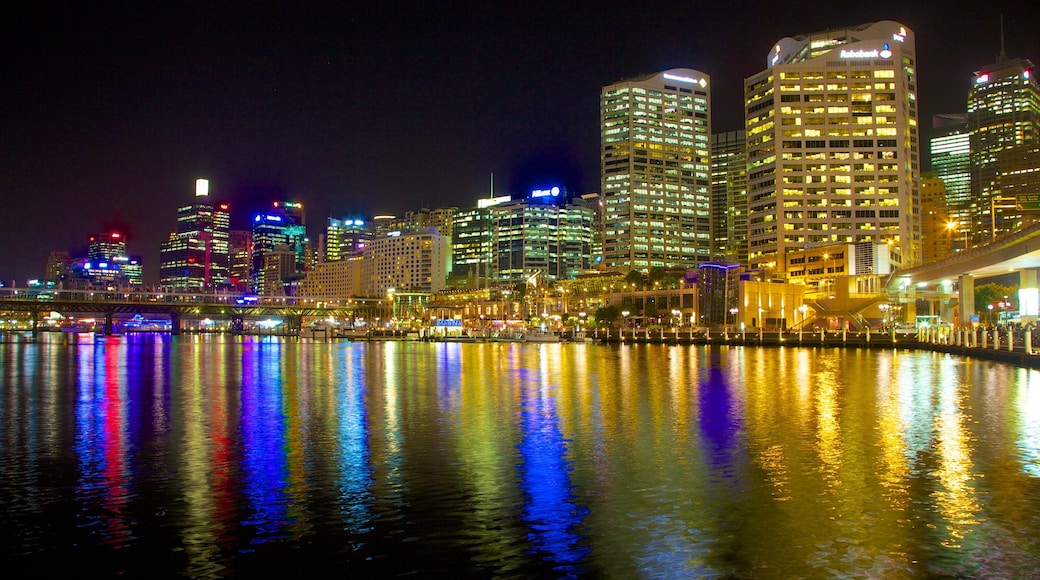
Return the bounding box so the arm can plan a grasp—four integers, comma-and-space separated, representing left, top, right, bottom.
523, 329, 561, 343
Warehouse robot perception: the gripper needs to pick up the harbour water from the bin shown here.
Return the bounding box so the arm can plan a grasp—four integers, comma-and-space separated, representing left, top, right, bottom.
3, 333, 1040, 578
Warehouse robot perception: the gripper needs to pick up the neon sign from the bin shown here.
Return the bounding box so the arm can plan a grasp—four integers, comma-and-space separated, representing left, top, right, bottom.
663, 73, 707, 88
531, 186, 561, 198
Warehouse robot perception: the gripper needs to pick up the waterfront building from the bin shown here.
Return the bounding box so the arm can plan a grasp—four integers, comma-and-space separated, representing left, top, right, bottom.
159, 179, 231, 291
451, 194, 511, 288
744, 21, 921, 274
43, 251, 71, 285
968, 53, 1040, 244
489, 188, 595, 286
405, 207, 457, 238
711, 130, 748, 265
921, 176, 953, 263
697, 262, 741, 327
600, 68, 713, 271
930, 113, 970, 249
301, 255, 364, 299
783, 241, 892, 291
362, 228, 450, 296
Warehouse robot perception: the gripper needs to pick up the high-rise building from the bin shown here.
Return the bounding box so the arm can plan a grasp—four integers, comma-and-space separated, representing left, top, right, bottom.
744, 21, 921, 274
451, 195, 511, 288
600, 68, 713, 272
489, 188, 595, 286
968, 54, 1040, 244
578, 192, 605, 268
362, 228, 450, 296
930, 114, 970, 249
88, 230, 127, 262
227, 229, 252, 291
711, 130, 748, 265
323, 217, 371, 263
250, 203, 308, 295
159, 179, 230, 291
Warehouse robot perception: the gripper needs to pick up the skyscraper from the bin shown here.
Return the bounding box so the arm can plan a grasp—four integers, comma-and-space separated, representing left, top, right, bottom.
744, 21, 921, 274
159, 179, 230, 291
600, 68, 712, 272
929, 114, 970, 249
968, 54, 1040, 244
711, 130, 748, 265
250, 202, 307, 295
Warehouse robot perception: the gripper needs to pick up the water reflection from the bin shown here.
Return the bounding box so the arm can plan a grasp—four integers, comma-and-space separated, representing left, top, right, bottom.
3, 335, 1040, 577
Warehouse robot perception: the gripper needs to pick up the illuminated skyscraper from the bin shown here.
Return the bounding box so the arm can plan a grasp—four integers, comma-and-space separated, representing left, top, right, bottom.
451, 195, 509, 288
159, 178, 230, 291
968, 54, 1040, 244
744, 21, 921, 274
920, 177, 952, 263
251, 202, 308, 295
600, 68, 713, 271
323, 217, 371, 262
711, 130, 748, 265
930, 113, 970, 249
489, 187, 594, 286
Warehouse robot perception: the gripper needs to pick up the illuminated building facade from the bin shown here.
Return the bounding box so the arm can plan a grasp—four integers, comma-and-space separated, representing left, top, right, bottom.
920, 177, 953, 263
968, 55, 1040, 244
251, 204, 308, 295
69, 230, 143, 289
227, 229, 252, 291
362, 228, 450, 296
489, 188, 595, 286
711, 130, 748, 265
323, 217, 370, 263
697, 262, 740, 327
451, 195, 511, 288
601, 68, 713, 271
159, 179, 230, 291
930, 114, 970, 249
744, 21, 921, 274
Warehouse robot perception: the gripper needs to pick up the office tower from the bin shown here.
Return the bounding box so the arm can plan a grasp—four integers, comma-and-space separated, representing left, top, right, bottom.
227, 229, 252, 291
601, 68, 713, 271
323, 217, 371, 262
930, 114, 970, 248
159, 179, 230, 291
968, 54, 1040, 244
744, 21, 921, 274
711, 130, 748, 265
579, 192, 605, 267
251, 202, 307, 294
362, 228, 451, 296
920, 176, 953, 263
489, 187, 595, 286
405, 207, 457, 237
451, 194, 511, 288
88, 230, 127, 261
44, 251, 71, 285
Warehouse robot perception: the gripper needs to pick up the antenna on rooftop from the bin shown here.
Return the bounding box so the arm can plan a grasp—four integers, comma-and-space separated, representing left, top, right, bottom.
998, 14, 1007, 62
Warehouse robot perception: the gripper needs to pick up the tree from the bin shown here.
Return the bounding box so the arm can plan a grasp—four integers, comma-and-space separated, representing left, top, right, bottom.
595, 305, 619, 327
975, 283, 1017, 313
624, 269, 645, 288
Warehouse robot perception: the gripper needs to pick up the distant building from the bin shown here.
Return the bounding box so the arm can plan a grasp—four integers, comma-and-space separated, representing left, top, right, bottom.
744, 21, 921, 273
451, 195, 511, 288
227, 229, 252, 291
362, 228, 451, 296
711, 130, 748, 265
159, 179, 230, 291
251, 201, 308, 294
601, 68, 713, 271
323, 217, 370, 263
930, 114, 970, 249
920, 177, 953, 263
489, 188, 595, 286
968, 54, 1040, 244
301, 255, 364, 299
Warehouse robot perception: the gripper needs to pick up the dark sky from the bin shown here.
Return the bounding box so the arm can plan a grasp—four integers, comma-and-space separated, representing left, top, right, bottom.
3, 1, 1038, 285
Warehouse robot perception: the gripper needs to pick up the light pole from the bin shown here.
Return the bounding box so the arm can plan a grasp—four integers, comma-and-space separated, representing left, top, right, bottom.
879, 303, 890, 330
729, 307, 738, 331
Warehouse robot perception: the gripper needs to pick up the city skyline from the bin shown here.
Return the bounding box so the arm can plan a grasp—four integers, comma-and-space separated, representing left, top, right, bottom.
3, 1, 1039, 285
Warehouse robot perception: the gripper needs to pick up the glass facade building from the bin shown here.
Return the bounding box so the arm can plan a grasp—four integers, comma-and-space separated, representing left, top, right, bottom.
159, 179, 230, 291
601, 68, 713, 272
711, 130, 748, 265
968, 56, 1040, 244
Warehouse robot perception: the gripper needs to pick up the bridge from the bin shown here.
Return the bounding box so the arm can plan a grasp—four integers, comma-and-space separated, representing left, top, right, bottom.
0, 289, 386, 338
882, 220, 1040, 325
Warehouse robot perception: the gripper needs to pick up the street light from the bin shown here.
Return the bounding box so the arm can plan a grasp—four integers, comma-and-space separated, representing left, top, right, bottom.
879, 303, 891, 330
729, 307, 738, 330
621, 310, 630, 330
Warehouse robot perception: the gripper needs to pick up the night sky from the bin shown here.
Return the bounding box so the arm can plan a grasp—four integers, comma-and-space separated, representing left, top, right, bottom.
3, 1, 1038, 285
